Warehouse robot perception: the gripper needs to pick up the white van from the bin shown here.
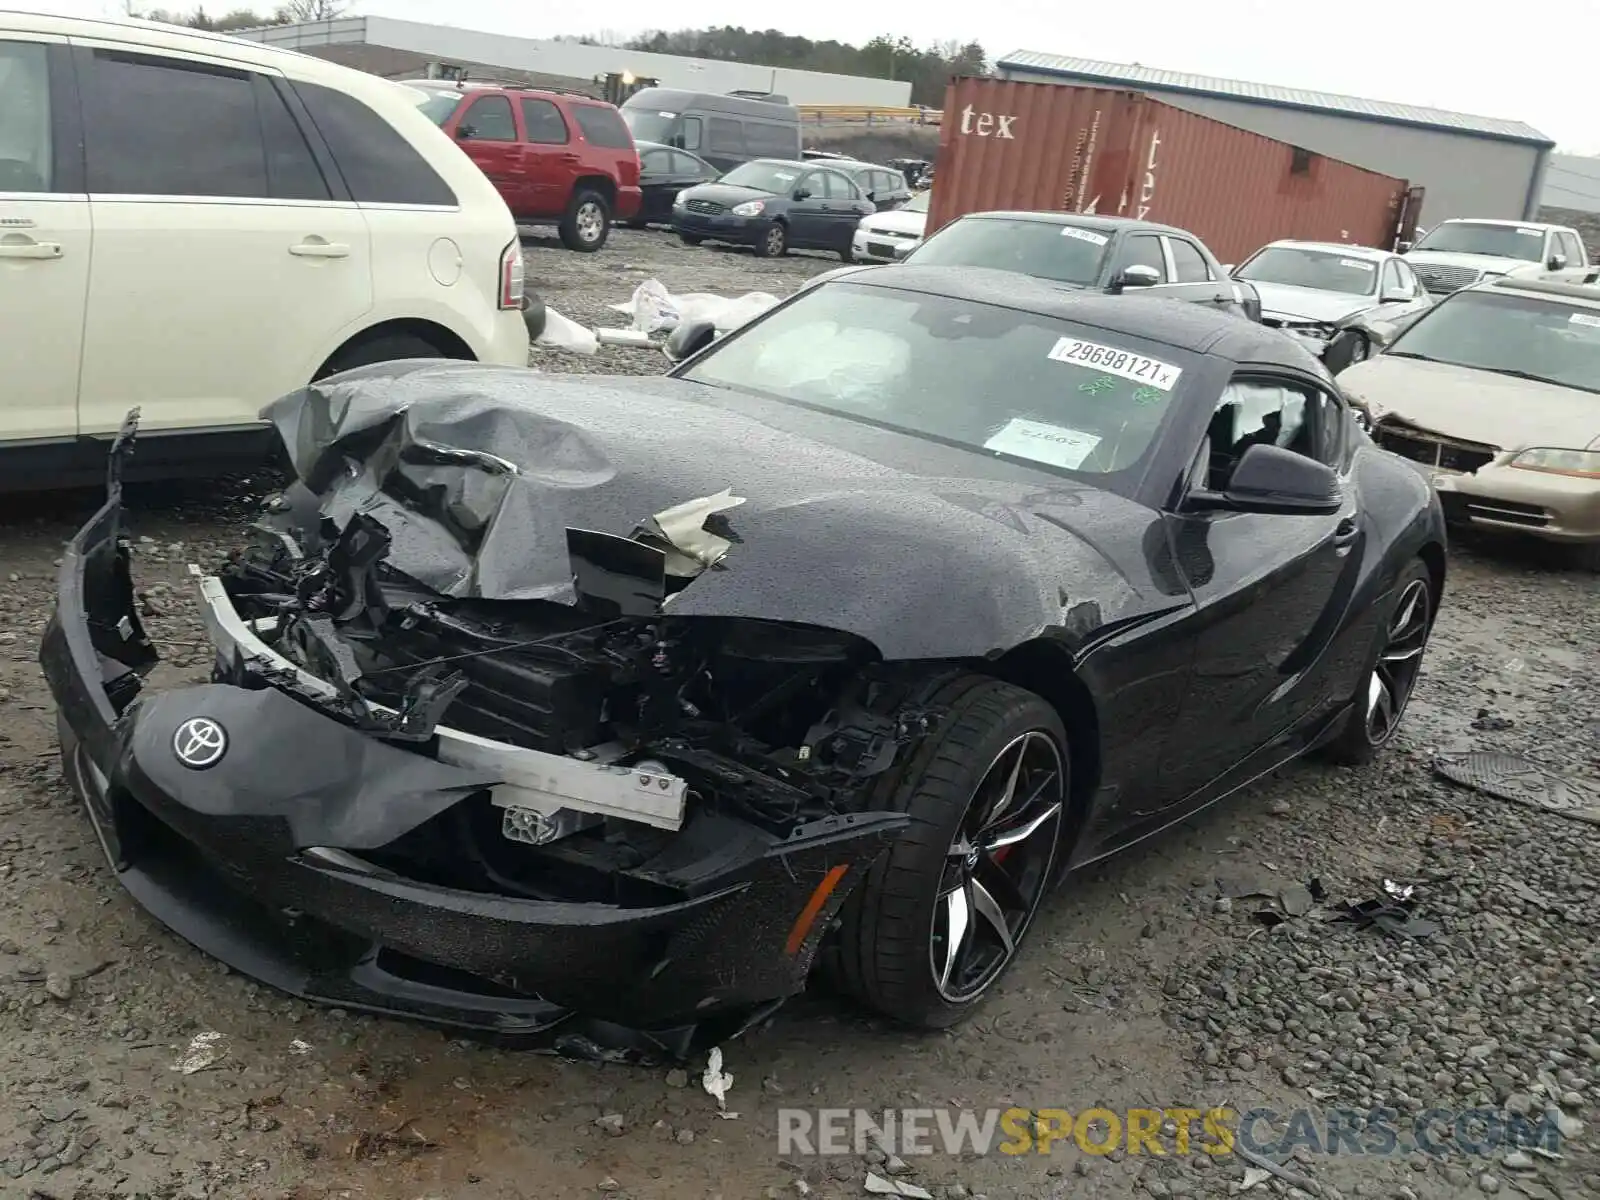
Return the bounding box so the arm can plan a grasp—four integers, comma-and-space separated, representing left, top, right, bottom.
0, 11, 532, 490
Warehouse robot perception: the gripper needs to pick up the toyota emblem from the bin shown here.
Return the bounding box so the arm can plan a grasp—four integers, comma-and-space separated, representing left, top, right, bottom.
172, 717, 228, 770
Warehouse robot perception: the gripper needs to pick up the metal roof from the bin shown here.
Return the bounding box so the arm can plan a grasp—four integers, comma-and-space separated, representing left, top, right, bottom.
995, 50, 1554, 146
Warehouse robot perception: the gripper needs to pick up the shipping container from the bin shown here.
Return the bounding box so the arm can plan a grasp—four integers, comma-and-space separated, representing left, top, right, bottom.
929, 77, 1416, 264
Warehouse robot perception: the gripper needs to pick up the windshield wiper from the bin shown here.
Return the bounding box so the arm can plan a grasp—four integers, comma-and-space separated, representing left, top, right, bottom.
1384, 351, 1436, 362
1471, 365, 1578, 388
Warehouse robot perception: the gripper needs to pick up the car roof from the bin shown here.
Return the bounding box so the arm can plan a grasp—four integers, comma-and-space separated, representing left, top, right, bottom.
1470, 273, 1600, 310
958, 211, 1204, 240
834, 265, 1319, 363
1260, 240, 1391, 259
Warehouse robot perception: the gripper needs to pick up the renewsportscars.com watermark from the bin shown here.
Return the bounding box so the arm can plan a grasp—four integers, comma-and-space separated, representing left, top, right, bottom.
777, 1106, 1570, 1159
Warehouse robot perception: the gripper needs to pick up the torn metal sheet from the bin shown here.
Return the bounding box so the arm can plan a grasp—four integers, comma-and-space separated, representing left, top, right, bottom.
636, 487, 747, 576
1434, 752, 1600, 826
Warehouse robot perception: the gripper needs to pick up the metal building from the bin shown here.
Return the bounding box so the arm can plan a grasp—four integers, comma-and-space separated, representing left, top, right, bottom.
995, 51, 1554, 228
233, 17, 913, 108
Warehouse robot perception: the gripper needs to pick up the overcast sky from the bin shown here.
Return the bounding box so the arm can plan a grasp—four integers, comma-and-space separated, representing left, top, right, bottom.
25, 0, 1599, 153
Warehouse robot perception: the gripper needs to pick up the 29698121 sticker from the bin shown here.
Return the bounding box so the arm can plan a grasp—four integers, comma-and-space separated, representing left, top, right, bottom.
1047, 336, 1183, 390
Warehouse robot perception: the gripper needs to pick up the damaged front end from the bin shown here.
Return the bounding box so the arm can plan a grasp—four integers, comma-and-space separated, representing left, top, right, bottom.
41, 407, 947, 1059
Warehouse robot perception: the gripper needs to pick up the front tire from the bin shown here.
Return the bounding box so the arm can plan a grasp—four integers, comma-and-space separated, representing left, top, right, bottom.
834, 678, 1068, 1028
1322, 558, 1434, 765
679, 233, 703, 246
560, 189, 611, 252
754, 221, 788, 258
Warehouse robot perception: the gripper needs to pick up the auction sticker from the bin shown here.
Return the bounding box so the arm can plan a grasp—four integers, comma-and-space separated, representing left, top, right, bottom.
1340, 258, 1376, 270
984, 418, 1102, 469
1061, 226, 1110, 246
1048, 336, 1183, 390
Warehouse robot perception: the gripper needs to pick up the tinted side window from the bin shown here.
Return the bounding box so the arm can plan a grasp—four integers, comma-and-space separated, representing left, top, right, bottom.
81, 50, 267, 197
639, 148, 667, 172
256, 78, 329, 200
293, 80, 456, 206
670, 151, 704, 175
461, 94, 515, 141
1114, 234, 1168, 282
743, 120, 795, 158
1167, 238, 1211, 283
0, 40, 53, 192
680, 115, 702, 150
520, 98, 568, 145
831, 171, 861, 199
571, 103, 632, 149
707, 117, 743, 155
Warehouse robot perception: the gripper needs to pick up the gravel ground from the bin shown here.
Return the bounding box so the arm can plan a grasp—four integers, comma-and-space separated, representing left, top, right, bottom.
1, 227, 1596, 1200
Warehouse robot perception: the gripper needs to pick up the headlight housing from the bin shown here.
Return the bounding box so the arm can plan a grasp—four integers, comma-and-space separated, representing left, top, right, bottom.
731, 200, 765, 217
674, 190, 689, 206
1509, 448, 1600, 478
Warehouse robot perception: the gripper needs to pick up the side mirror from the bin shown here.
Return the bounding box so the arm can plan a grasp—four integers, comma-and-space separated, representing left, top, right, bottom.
1110, 264, 1161, 293
865, 190, 876, 202
1322, 328, 1367, 374
455, 124, 476, 140
792, 188, 812, 201
1548, 253, 1568, 271
663, 317, 717, 363
1397, 240, 1414, 253
1187, 444, 1342, 516
1380, 287, 1410, 304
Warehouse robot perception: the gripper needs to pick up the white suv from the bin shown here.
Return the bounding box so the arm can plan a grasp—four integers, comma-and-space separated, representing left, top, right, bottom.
0, 11, 531, 490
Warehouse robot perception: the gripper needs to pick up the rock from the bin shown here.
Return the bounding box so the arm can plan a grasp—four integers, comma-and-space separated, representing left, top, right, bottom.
1477, 1174, 1500, 1194
1213, 898, 1234, 915
674, 1128, 694, 1145
43, 972, 73, 1001
1500, 1150, 1534, 1172
884, 1154, 910, 1175
665, 1068, 689, 1088
598, 1178, 620, 1193
1268, 798, 1291, 816
1505, 1093, 1534, 1116
594, 1113, 625, 1137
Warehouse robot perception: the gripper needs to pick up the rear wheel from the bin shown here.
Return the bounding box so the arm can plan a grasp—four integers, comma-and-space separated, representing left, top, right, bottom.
839, 242, 856, 263
679, 233, 704, 246
1323, 559, 1433, 765
834, 678, 1068, 1028
559, 190, 610, 252
755, 222, 788, 258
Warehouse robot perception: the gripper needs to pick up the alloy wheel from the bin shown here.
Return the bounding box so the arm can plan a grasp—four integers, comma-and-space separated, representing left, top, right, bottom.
929, 730, 1064, 1003
1348, 337, 1370, 364
764, 226, 786, 256
576, 202, 604, 244
1366, 577, 1431, 745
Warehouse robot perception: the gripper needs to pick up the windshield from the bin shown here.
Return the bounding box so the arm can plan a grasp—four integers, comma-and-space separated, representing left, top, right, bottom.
1387, 290, 1600, 394
621, 109, 679, 144
681, 282, 1198, 482
901, 191, 930, 214
1413, 222, 1547, 262
907, 217, 1109, 287
406, 87, 464, 126
1235, 246, 1379, 296
718, 160, 802, 193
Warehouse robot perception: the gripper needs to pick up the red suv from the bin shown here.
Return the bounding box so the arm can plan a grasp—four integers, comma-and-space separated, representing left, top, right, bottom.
411, 82, 642, 252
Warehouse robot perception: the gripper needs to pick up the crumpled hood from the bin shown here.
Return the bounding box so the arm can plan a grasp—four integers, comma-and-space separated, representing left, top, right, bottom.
1339, 355, 1600, 449
859, 208, 928, 238
1250, 281, 1374, 325
262, 361, 1150, 660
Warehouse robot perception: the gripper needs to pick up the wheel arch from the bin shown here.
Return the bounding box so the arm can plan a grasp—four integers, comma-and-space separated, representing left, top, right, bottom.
573, 174, 617, 205
1416, 538, 1446, 608
982, 639, 1101, 842
314, 318, 475, 380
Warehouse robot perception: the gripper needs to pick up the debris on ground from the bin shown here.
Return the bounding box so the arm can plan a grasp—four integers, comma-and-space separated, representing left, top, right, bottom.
170, 1031, 229, 1075
610, 277, 780, 335
1329, 889, 1440, 939
349, 1118, 435, 1161
863, 1174, 933, 1198
702, 1045, 737, 1118
1434, 751, 1600, 825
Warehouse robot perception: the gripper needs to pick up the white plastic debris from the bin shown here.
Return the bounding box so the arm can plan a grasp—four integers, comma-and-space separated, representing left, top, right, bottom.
535, 307, 600, 355
288, 1039, 313, 1055
701, 1045, 737, 1118
593, 327, 655, 348
1240, 1165, 1272, 1190
863, 1175, 932, 1198
610, 277, 779, 336
171, 1030, 229, 1075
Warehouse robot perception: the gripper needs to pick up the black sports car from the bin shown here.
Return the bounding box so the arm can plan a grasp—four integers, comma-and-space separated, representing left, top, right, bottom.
43, 267, 1446, 1057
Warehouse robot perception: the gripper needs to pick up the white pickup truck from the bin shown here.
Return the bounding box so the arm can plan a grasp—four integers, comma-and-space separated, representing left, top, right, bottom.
1402, 218, 1591, 296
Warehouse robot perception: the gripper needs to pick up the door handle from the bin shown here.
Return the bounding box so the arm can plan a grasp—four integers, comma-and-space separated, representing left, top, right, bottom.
1333, 516, 1359, 546
289, 240, 350, 259
0, 240, 62, 259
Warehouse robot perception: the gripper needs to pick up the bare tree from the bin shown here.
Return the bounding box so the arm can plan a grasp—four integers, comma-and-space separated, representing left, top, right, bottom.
278, 0, 347, 21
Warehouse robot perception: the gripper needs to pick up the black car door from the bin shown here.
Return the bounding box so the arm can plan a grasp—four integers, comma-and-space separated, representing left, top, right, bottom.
1155, 371, 1363, 800
1105, 233, 1177, 297
637, 148, 672, 221
1165, 236, 1249, 316
786, 170, 832, 247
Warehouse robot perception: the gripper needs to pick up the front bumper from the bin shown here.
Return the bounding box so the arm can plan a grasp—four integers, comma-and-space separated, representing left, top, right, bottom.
41, 484, 904, 1053
851, 229, 919, 263
1389, 455, 1600, 544
671, 207, 766, 245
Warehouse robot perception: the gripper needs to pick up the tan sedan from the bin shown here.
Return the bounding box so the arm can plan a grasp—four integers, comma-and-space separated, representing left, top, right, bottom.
1337, 273, 1600, 563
